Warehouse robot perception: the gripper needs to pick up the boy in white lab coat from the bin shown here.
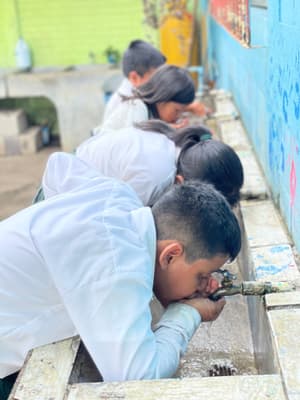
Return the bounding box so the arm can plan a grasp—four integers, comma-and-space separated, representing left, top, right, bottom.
0, 154, 241, 398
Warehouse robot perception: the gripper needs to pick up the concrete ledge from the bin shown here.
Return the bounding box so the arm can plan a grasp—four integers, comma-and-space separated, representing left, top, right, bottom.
1, 66, 120, 152
19, 126, 42, 154
0, 72, 8, 97
241, 200, 291, 248
9, 336, 81, 400
66, 374, 286, 400
237, 150, 269, 200
268, 309, 300, 399
252, 244, 300, 284
221, 90, 300, 400
212, 92, 239, 119
0, 109, 28, 136
212, 98, 269, 200
265, 291, 300, 309
217, 119, 252, 151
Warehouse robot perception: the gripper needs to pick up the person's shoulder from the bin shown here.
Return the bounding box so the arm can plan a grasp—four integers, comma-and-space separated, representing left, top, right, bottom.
118, 78, 133, 95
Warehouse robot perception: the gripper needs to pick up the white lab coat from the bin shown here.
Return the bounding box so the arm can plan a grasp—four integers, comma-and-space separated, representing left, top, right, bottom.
72, 128, 177, 206
103, 78, 133, 121
0, 153, 200, 380
93, 97, 149, 136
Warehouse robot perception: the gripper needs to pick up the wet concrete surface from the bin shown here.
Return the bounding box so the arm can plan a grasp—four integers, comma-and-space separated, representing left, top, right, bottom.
0, 145, 60, 220
176, 260, 258, 378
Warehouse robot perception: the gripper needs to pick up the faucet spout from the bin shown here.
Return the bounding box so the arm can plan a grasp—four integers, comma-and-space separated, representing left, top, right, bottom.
209, 280, 295, 301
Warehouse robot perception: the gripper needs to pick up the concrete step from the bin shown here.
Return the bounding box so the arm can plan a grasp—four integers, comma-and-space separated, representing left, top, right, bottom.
0, 109, 28, 136
268, 309, 300, 399
19, 126, 42, 154
241, 200, 291, 248
65, 374, 286, 400
0, 126, 42, 156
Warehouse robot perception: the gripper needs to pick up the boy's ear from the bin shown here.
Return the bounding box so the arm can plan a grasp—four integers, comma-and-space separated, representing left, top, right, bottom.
158, 242, 184, 270
175, 174, 184, 184
128, 70, 142, 87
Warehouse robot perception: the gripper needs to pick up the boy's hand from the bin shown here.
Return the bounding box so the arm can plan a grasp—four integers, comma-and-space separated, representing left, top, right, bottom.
170, 118, 189, 129
181, 297, 226, 322
186, 101, 212, 117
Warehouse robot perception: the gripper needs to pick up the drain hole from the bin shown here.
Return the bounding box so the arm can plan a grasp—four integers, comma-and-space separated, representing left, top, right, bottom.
209, 361, 237, 377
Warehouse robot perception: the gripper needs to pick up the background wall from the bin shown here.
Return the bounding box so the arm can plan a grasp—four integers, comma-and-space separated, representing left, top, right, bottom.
0, 0, 144, 68
202, 0, 300, 250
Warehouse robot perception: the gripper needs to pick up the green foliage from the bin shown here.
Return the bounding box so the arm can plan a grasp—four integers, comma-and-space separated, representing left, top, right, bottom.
103, 46, 121, 65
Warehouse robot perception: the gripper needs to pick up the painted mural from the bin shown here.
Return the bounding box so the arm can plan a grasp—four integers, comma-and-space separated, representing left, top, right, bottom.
206, 0, 300, 250
210, 0, 250, 46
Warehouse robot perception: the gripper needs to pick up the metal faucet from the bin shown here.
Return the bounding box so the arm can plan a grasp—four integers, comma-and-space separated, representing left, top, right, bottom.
209, 269, 295, 301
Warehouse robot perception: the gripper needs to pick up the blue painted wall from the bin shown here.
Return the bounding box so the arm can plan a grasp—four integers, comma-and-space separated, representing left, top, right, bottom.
203, 0, 300, 250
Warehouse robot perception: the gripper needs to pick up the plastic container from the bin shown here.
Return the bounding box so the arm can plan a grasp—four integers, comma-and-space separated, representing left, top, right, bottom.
15, 38, 32, 71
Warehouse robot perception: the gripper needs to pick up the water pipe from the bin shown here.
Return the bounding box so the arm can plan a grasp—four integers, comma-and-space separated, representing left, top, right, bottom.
209, 269, 295, 301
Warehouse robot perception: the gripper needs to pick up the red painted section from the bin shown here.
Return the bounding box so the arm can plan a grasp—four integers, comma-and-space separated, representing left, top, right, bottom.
210, 0, 250, 45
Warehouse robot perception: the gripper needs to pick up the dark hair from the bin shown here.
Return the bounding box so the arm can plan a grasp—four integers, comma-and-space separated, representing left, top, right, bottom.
176, 127, 244, 206
122, 40, 166, 77
135, 120, 244, 206
152, 181, 241, 262
129, 64, 195, 106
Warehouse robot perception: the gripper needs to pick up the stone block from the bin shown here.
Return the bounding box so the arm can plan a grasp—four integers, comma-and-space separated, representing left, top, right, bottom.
65, 375, 286, 400
252, 244, 300, 284
238, 150, 269, 200
0, 109, 28, 136
241, 200, 291, 248
218, 119, 252, 152
265, 291, 300, 309
0, 135, 21, 156
19, 126, 42, 154
214, 97, 239, 119
268, 309, 300, 399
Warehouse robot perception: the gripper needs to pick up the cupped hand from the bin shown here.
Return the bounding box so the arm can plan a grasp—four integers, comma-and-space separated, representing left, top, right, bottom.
170, 118, 189, 129
187, 101, 213, 117
181, 296, 226, 322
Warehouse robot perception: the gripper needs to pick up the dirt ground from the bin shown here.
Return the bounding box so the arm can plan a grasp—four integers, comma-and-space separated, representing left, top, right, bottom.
0, 146, 60, 220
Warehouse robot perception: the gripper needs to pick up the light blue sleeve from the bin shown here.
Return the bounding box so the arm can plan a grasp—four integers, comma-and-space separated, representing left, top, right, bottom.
59, 271, 201, 381
152, 303, 201, 378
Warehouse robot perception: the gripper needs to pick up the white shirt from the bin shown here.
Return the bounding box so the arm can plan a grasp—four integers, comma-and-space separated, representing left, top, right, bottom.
93, 97, 149, 136
72, 128, 176, 206
103, 78, 133, 121
0, 153, 200, 380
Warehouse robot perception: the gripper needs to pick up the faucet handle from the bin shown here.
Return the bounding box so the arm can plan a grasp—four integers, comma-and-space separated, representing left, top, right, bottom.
218, 269, 237, 286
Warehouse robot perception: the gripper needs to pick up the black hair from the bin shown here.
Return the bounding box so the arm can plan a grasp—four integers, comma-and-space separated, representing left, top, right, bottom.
176, 127, 244, 206
152, 181, 241, 263
122, 40, 166, 77
135, 120, 244, 206
127, 64, 195, 107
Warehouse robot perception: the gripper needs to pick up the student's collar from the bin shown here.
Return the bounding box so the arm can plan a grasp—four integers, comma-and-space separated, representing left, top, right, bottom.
130, 207, 157, 267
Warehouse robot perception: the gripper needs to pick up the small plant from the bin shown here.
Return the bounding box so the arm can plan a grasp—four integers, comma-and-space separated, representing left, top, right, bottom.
103, 46, 121, 66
